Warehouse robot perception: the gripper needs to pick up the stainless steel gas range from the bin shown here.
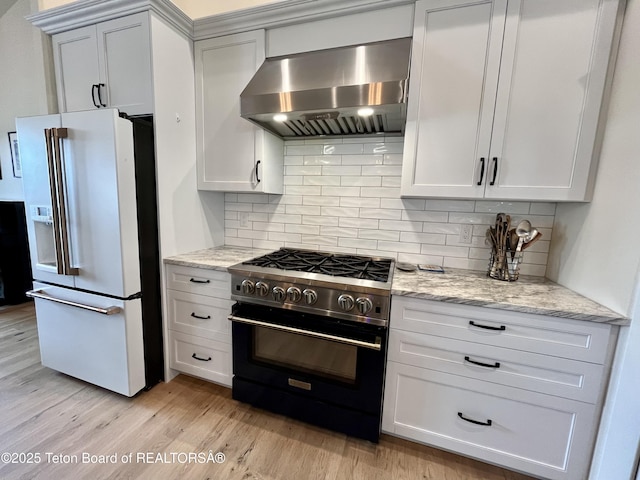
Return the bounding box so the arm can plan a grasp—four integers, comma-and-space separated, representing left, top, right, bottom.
228, 248, 395, 442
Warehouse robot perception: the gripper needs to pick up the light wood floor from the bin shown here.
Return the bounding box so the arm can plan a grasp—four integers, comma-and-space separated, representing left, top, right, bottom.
0, 303, 535, 480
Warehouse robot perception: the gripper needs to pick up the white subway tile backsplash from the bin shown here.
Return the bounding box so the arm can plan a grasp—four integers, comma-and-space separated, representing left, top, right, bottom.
475, 201, 530, 214
303, 155, 342, 165
286, 145, 324, 155
379, 220, 422, 232
322, 186, 361, 197
425, 199, 475, 212
287, 205, 320, 215
381, 198, 426, 210
529, 202, 557, 215
285, 224, 320, 235
381, 177, 401, 187
341, 154, 383, 165
339, 237, 378, 250
285, 165, 322, 176
400, 232, 447, 245
323, 143, 364, 155
362, 165, 402, 176
401, 210, 449, 223
320, 206, 359, 218
358, 229, 400, 241
223, 137, 556, 276
304, 176, 341, 186
360, 187, 400, 198
363, 143, 403, 154
322, 166, 362, 176
341, 176, 382, 187
360, 208, 402, 220
320, 226, 358, 238
340, 217, 379, 229
303, 196, 340, 207
340, 197, 381, 208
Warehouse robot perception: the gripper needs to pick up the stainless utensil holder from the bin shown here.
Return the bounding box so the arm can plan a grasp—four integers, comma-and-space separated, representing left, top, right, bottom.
488, 250, 523, 282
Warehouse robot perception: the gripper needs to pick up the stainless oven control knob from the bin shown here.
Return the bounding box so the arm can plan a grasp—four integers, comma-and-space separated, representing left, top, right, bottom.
302, 289, 318, 305
337, 294, 355, 311
356, 297, 373, 315
241, 279, 255, 295
286, 287, 302, 303
272, 286, 286, 302
255, 281, 270, 297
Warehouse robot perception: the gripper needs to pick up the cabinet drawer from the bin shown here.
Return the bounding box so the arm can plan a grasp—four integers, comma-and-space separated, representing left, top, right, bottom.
169, 331, 231, 387
166, 264, 230, 297
382, 362, 597, 480
389, 329, 604, 403
167, 289, 232, 341
390, 296, 613, 363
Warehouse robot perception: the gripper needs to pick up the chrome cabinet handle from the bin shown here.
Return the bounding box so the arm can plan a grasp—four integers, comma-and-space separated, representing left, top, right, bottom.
228, 314, 381, 351
26, 289, 121, 315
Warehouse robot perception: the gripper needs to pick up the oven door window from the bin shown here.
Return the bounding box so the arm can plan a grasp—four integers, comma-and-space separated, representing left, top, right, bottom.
253, 326, 357, 384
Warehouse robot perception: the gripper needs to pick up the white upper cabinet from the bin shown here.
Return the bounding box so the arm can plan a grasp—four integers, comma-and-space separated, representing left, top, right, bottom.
52, 13, 153, 116
401, 0, 622, 201
195, 30, 284, 193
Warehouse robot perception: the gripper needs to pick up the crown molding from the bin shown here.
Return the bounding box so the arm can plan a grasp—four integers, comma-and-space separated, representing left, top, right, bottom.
192, 0, 415, 41
26, 0, 193, 38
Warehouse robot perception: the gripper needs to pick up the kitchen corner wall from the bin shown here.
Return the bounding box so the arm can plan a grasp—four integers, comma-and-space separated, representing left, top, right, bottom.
224, 137, 555, 276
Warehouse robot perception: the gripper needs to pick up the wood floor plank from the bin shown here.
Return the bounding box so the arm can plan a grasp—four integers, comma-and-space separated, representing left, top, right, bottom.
0, 303, 535, 480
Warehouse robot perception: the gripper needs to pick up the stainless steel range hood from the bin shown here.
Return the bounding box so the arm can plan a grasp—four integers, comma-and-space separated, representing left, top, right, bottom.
240, 38, 411, 138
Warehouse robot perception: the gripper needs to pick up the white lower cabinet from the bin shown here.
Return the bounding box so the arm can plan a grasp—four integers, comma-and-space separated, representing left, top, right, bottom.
165, 264, 233, 387
383, 296, 617, 480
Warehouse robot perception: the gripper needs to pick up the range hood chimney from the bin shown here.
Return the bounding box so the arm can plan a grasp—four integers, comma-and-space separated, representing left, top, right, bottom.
240, 37, 411, 138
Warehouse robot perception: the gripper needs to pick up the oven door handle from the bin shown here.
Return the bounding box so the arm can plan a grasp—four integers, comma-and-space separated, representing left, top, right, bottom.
228, 315, 382, 351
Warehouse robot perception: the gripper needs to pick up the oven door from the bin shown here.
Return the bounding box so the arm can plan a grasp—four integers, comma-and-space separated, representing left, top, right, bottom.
229, 302, 387, 415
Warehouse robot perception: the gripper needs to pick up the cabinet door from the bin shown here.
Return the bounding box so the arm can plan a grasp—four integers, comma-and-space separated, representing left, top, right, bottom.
195, 30, 283, 193
486, 0, 621, 201
400, 0, 505, 198
96, 13, 153, 116
52, 25, 100, 112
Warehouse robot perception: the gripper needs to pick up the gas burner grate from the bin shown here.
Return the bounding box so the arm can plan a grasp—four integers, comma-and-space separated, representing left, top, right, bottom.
243, 248, 393, 282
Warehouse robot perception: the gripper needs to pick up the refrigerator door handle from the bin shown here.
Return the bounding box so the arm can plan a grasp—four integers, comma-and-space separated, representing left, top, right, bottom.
51, 127, 79, 276
44, 128, 66, 274
26, 289, 122, 315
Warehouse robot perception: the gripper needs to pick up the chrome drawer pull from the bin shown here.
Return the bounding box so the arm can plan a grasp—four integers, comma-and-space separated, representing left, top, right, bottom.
464, 356, 500, 369
458, 412, 492, 427
469, 320, 506, 331
228, 314, 381, 351
190, 312, 211, 320
26, 289, 121, 315
192, 353, 212, 362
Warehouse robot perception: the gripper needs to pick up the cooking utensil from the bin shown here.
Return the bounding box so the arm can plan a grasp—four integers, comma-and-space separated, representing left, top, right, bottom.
521, 230, 542, 251
515, 220, 532, 253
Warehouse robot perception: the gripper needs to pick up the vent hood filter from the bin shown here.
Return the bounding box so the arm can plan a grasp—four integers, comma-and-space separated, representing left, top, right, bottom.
240, 37, 411, 138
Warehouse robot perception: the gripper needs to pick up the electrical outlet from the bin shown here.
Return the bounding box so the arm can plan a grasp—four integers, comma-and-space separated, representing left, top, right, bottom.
239, 212, 249, 228
459, 224, 473, 244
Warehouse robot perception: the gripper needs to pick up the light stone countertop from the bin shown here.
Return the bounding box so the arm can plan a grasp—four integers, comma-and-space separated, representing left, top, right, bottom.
391, 268, 629, 325
164, 246, 271, 272
164, 246, 629, 326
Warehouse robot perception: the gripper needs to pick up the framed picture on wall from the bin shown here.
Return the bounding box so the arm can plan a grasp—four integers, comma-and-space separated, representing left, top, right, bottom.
8, 131, 21, 178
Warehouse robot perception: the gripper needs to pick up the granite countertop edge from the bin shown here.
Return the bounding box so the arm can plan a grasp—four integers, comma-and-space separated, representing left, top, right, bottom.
164, 246, 630, 326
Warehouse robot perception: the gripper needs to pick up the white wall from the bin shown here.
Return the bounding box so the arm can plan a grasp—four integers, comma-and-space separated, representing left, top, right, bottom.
0, 0, 55, 201
545, 0, 640, 478
149, 13, 224, 258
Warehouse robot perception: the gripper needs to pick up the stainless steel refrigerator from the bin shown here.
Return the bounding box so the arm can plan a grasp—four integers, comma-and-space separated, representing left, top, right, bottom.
15, 108, 163, 397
